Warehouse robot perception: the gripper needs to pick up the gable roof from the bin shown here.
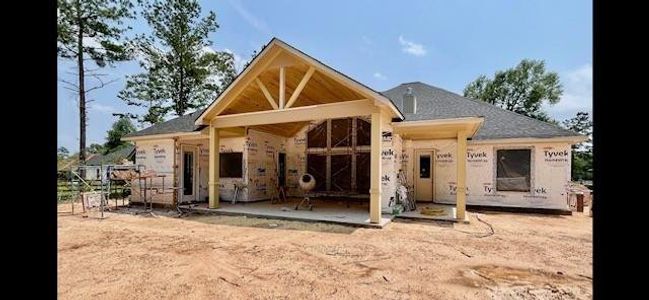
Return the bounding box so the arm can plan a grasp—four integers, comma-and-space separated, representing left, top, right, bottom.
125, 81, 583, 141
86, 144, 136, 166
123, 109, 207, 138
194, 37, 404, 124
381, 82, 581, 140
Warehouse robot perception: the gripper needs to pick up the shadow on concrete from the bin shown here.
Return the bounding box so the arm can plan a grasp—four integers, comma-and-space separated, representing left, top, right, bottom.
109, 206, 359, 234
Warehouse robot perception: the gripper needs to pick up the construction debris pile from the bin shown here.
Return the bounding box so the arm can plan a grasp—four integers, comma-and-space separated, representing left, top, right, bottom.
567, 182, 593, 214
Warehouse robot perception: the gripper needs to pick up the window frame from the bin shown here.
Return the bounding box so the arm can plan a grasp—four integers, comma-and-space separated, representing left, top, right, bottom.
219, 152, 243, 179
305, 117, 371, 194
492, 146, 534, 193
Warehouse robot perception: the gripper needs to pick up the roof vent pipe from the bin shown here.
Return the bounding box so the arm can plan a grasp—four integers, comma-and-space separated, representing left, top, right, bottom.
403, 86, 416, 114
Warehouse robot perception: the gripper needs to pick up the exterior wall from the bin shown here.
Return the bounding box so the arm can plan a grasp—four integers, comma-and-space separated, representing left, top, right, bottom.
380, 117, 399, 211
401, 139, 572, 210
285, 125, 309, 197
217, 136, 246, 202
131, 137, 246, 205
245, 129, 287, 201
131, 139, 176, 205
177, 139, 210, 201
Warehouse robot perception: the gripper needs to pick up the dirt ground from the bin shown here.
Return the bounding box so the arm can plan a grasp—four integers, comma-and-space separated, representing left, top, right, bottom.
57, 203, 592, 299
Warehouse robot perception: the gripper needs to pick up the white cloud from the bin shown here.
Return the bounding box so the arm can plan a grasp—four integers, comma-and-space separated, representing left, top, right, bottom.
373, 72, 387, 80
398, 35, 427, 56
223, 48, 247, 74
90, 103, 116, 114
201, 46, 216, 55
82, 36, 104, 54
227, 0, 272, 35
544, 64, 592, 121
362, 36, 373, 45
202, 46, 247, 73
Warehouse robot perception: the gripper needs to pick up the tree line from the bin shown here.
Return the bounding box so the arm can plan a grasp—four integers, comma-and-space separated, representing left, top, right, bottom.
58, 0, 237, 165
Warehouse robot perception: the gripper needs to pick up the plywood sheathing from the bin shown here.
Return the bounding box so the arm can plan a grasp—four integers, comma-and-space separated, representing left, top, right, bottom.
249, 121, 311, 138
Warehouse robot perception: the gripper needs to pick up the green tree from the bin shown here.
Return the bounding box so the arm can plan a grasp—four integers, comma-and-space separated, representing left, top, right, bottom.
57, 0, 135, 164
563, 111, 592, 146
242, 49, 260, 70
57, 147, 70, 160
562, 111, 593, 181
119, 0, 237, 125
464, 59, 563, 122
104, 117, 136, 152
87, 143, 105, 154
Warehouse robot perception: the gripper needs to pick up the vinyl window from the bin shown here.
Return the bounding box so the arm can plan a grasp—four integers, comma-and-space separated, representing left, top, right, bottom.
495, 149, 531, 192
220, 152, 243, 178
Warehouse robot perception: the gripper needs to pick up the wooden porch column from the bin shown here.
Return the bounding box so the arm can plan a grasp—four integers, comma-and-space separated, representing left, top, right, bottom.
456, 130, 467, 221
369, 112, 382, 223
209, 126, 220, 208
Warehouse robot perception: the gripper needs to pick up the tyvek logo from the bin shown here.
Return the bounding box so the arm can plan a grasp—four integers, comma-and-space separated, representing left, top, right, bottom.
544, 149, 569, 163
544, 150, 569, 158
484, 185, 495, 193
533, 187, 547, 194
467, 151, 487, 159
436, 152, 453, 163
448, 182, 469, 195
382, 131, 392, 142
437, 153, 451, 159
382, 149, 394, 159
467, 150, 488, 163
153, 147, 166, 160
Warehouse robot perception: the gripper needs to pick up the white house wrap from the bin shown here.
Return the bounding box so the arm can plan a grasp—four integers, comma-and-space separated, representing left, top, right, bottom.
122, 38, 585, 221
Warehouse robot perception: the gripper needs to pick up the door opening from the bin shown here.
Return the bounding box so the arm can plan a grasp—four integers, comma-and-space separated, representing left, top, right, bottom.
278, 152, 286, 188
181, 146, 198, 202
415, 150, 434, 201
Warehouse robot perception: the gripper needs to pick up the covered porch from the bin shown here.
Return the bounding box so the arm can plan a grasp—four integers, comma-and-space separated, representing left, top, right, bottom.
393, 117, 483, 223
192, 38, 481, 225
179, 199, 462, 227
179, 198, 392, 228
195, 39, 403, 225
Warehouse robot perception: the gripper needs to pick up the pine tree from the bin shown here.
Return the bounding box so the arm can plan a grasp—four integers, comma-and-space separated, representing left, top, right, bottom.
119, 0, 237, 125
57, 0, 135, 165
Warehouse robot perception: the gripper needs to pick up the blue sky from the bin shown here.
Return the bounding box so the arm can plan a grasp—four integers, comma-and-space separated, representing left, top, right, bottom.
58, 0, 592, 151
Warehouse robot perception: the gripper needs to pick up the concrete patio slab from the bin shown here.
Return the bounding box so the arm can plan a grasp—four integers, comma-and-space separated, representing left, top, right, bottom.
394, 204, 470, 223
179, 199, 393, 228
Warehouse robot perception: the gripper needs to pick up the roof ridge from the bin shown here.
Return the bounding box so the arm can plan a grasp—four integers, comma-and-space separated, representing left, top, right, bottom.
124, 108, 207, 138
400, 81, 423, 85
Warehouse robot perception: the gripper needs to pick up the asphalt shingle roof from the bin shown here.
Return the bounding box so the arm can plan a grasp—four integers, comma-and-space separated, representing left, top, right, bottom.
126, 81, 580, 141
381, 82, 581, 140
123, 108, 207, 138
86, 144, 136, 166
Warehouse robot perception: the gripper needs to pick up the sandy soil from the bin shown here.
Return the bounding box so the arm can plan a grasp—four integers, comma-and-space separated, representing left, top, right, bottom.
58, 203, 592, 299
